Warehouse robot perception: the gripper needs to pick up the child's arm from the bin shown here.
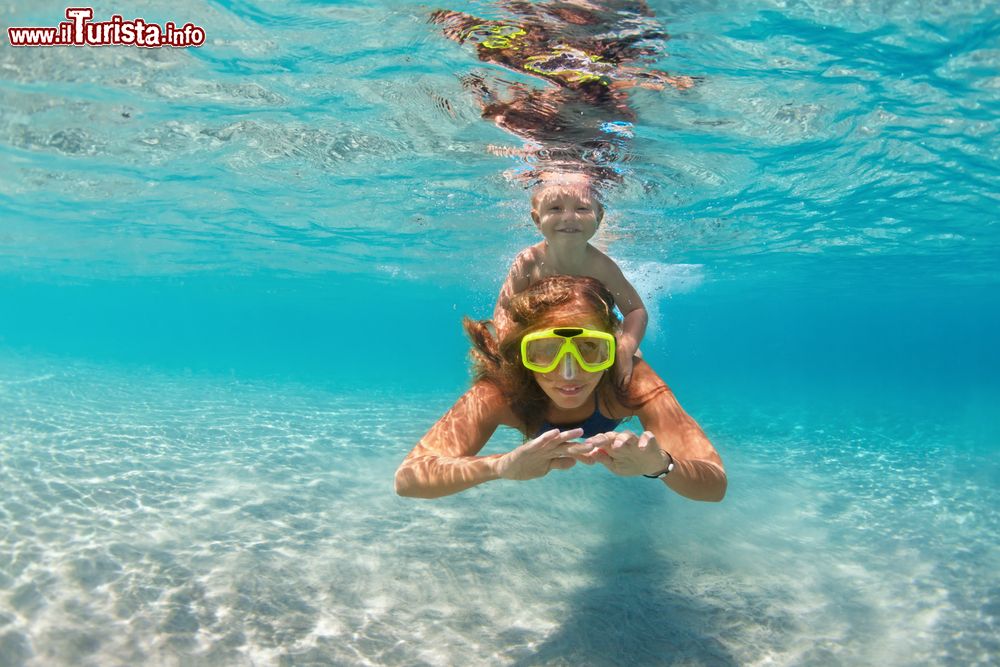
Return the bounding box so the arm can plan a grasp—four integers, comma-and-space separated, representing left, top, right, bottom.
609, 68, 696, 91
591, 252, 648, 387
493, 249, 537, 340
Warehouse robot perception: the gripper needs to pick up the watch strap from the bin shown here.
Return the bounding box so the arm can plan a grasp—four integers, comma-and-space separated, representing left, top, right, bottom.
643, 450, 675, 478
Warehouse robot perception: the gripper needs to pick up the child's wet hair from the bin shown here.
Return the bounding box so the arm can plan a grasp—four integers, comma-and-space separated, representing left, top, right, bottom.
530, 179, 605, 220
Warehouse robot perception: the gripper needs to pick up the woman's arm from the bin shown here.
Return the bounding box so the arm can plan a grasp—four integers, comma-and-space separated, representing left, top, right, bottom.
429, 10, 492, 44
395, 382, 582, 499
631, 362, 726, 501
583, 362, 726, 501
395, 383, 505, 498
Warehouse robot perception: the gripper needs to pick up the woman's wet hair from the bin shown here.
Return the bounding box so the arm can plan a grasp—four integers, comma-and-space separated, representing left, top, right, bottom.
508, 273, 617, 333
463, 275, 623, 436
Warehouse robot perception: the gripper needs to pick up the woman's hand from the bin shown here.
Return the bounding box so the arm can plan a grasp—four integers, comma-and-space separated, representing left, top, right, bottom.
495, 428, 585, 480
575, 430, 671, 477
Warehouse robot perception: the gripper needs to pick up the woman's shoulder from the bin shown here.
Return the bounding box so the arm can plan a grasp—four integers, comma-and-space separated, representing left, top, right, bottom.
465, 380, 523, 429
602, 359, 672, 418
629, 358, 670, 391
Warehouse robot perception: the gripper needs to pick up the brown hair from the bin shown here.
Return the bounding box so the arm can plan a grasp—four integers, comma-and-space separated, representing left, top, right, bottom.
464, 275, 647, 437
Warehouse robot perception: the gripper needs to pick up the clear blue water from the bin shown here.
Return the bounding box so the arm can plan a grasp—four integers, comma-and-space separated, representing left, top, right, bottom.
1, 0, 998, 665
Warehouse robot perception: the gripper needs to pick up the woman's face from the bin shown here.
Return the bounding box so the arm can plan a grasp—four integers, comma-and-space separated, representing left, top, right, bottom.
529, 320, 608, 410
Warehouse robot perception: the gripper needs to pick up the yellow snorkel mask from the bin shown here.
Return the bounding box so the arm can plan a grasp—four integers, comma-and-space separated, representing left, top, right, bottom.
521, 327, 616, 373
464, 24, 526, 50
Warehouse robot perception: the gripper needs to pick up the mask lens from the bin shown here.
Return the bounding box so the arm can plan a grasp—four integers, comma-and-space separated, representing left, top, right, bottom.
525, 338, 564, 366
573, 336, 610, 365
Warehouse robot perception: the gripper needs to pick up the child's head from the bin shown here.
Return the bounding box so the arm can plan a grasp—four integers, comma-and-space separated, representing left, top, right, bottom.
529, 174, 604, 242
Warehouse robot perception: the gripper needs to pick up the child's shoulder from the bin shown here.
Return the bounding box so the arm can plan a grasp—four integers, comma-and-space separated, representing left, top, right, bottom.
504, 243, 546, 290
513, 242, 546, 266
584, 242, 613, 261
583, 243, 623, 275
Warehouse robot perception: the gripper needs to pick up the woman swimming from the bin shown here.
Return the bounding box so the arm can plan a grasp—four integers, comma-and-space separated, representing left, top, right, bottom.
394, 276, 726, 501
430, 0, 691, 94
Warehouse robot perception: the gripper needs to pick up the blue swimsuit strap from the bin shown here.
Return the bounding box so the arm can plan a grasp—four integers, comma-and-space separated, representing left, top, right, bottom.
537, 391, 622, 437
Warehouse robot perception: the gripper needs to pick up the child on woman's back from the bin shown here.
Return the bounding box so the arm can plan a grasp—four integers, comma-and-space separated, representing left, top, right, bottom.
494, 174, 648, 388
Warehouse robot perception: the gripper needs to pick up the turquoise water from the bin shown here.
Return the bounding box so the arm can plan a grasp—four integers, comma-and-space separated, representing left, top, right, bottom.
1, 0, 998, 665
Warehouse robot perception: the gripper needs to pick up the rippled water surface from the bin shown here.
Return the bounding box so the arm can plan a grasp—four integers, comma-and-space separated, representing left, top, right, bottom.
1, 0, 998, 665
1, 0, 996, 283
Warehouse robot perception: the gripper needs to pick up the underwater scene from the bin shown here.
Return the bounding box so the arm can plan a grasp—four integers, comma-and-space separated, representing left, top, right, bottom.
1, 0, 998, 665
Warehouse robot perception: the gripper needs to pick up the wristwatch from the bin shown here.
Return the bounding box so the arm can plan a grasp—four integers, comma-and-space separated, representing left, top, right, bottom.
643, 450, 675, 479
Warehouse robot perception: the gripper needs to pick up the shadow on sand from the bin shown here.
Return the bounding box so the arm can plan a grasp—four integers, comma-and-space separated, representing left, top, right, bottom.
505, 510, 739, 667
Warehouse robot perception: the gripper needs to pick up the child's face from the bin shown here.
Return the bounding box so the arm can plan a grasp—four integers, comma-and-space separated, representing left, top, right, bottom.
531, 188, 602, 244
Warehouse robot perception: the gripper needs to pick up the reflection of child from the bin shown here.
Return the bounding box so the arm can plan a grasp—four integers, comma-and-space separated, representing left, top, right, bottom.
494, 174, 648, 388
